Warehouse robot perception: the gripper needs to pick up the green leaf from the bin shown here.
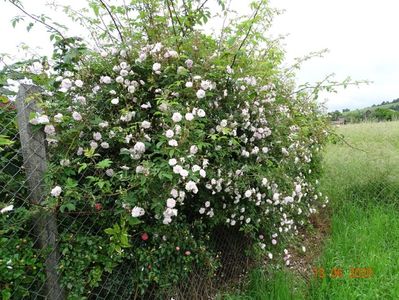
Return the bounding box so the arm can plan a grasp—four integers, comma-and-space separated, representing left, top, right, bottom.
158, 172, 173, 180
104, 228, 114, 235
127, 217, 142, 226
65, 178, 78, 188
26, 22, 34, 32
120, 233, 129, 247
1, 288, 11, 300
89, 3, 100, 16
60, 202, 76, 213
0, 135, 14, 148
78, 163, 88, 174
96, 159, 113, 169
84, 148, 96, 158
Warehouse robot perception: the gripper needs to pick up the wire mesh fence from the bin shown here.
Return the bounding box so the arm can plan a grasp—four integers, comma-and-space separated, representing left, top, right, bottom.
0, 85, 258, 299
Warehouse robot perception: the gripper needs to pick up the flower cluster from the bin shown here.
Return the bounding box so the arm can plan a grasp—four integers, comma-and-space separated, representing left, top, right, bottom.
6, 21, 330, 297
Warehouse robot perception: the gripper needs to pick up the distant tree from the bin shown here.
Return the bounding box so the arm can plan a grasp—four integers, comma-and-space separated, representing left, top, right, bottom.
374, 108, 395, 121
329, 110, 343, 121
342, 108, 350, 112
391, 105, 399, 112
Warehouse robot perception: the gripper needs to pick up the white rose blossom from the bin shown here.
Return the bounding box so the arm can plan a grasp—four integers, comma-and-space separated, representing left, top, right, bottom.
101, 142, 109, 149
74, 80, 83, 88
93, 132, 102, 141
99, 121, 109, 128
44, 125, 56, 135
192, 165, 201, 172
173, 165, 183, 174
141, 120, 151, 129
131, 206, 145, 217
168, 139, 178, 147
77, 147, 84, 156
172, 112, 182, 123
185, 113, 194, 121
169, 158, 177, 166
30, 114, 50, 125
133, 142, 146, 154
54, 113, 63, 123
60, 78, 72, 92
190, 145, 198, 154
167, 198, 176, 208
51, 186, 62, 197
72, 111, 82, 121
128, 85, 136, 93
105, 169, 114, 177
170, 189, 179, 198
179, 169, 189, 178
165, 130, 174, 138
197, 109, 206, 117
101, 76, 112, 84
152, 63, 161, 72
185, 181, 198, 194
1, 205, 14, 214
90, 141, 98, 149
196, 89, 206, 99
28, 62, 43, 74
185, 59, 193, 68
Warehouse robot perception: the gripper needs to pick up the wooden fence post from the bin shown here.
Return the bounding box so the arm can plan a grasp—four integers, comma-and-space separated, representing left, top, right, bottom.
16, 84, 65, 300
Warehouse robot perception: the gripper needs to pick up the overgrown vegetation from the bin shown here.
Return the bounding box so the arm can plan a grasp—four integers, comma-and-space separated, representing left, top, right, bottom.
0, 0, 365, 298
224, 121, 399, 299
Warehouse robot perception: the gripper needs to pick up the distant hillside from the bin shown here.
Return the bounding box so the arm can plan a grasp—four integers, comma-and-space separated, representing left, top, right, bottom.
354, 98, 399, 113
329, 98, 399, 123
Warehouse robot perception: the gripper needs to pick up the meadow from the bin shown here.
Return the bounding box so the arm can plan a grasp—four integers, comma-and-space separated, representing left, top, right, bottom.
223, 121, 399, 299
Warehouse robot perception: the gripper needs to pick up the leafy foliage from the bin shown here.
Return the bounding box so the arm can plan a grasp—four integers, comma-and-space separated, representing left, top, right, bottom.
0, 0, 333, 298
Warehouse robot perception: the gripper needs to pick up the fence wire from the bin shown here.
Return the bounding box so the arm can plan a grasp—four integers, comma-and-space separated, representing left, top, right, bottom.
0, 86, 257, 300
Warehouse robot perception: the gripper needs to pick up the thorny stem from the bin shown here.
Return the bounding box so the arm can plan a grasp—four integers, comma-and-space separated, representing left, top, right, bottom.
197, 0, 209, 12
166, 0, 181, 51
98, 0, 125, 43
169, 0, 186, 37
230, 0, 263, 68
293, 74, 336, 96
9, 0, 67, 41
98, 12, 119, 43
327, 130, 367, 153
217, 0, 232, 53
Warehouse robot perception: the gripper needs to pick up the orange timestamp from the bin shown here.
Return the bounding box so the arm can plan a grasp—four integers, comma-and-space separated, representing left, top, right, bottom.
312, 267, 373, 279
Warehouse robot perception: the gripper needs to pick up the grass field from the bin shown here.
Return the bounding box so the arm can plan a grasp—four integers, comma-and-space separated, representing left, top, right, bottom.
223, 121, 399, 299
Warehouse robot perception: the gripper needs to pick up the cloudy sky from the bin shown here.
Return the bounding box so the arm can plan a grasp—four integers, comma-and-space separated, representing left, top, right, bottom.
1, 0, 398, 111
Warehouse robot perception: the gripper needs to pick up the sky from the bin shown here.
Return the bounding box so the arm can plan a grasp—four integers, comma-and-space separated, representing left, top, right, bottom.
1, 0, 398, 111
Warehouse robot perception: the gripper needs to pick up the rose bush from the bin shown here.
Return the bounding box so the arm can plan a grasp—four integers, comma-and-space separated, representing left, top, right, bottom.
1, 0, 332, 298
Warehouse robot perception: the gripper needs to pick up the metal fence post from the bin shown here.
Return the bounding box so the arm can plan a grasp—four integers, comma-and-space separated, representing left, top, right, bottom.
16, 84, 65, 300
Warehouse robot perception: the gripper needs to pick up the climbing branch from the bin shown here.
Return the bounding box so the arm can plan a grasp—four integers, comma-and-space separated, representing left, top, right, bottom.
230, 1, 263, 68
9, 0, 67, 41
98, 0, 125, 43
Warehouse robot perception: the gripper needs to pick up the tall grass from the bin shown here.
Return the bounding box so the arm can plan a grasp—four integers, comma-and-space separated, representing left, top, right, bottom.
223, 121, 399, 299
220, 268, 306, 300
309, 121, 399, 299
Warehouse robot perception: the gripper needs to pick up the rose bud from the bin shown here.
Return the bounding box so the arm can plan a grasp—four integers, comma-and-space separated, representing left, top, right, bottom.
141, 232, 149, 241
